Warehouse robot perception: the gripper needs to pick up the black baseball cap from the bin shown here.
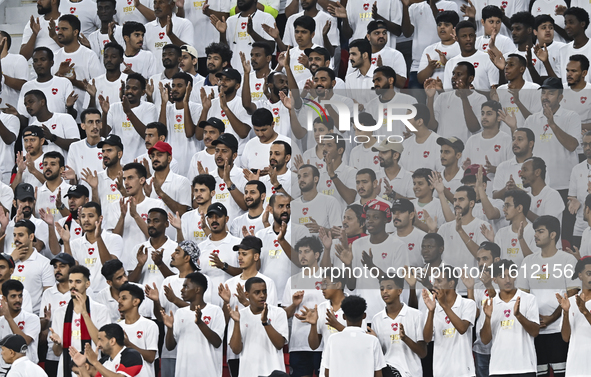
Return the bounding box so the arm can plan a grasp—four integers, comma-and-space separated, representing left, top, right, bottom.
64, 185, 90, 198
211, 133, 239, 153
23, 126, 49, 145
0, 254, 15, 269
0, 335, 28, 354
233, 235, 263, 252
391, 198, 415, 213
50, 252, 76, 267
199, 117, 225, 134
207, 202, 228, 217
97, 134, 124, 151
215, 68, 242, 82
539, 77, 563, 90
304, 46, 331, 61
367, 19, 388, 33
14, 219, 35, 234
15, 183, 35, 201
436, 136, 465, 153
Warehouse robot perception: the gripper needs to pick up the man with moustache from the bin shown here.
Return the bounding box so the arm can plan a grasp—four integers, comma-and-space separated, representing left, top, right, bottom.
135, 122, 181, 176
243, 42, 272, 102
19, 0, 61, 60
229, 181, 266, 237
493, 128, 535, 200
171, 174, 216, 244
259, 140, 295, 201
374, 139, 414, 200
11, 126, 46, 190
149, 44, 182, 108
35, 152, 71, 223
65, 109, 105, 188
302, 47, 346, 89
345, 39, 377, 106
83, 43, 127, 110
188, 118, 225, 179
316, 134, 357, 211
392, 199, 427, 268
0, 255, 33, 314
49, 265, 110, 377
201, 43, 232, 90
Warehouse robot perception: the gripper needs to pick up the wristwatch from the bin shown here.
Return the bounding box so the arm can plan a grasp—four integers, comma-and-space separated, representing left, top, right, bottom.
273, 184, 283, 191
228, 183, 237, 191
50, 134, 58, 143
262, 321, 270, 326
329, 173, 338, 180
58, 203, 66, 210
222, 262, 229, 271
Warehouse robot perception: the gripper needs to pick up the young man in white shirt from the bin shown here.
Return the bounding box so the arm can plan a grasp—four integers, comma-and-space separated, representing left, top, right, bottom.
229, 181, 266, 237
392, 199, 428, 267
476, 6, 516, 54
81, 135, 124, 209
162, 272, 224, 377
567, 131, 591, 247
492, 128, 535, 200
561, 55, 591, 159
241, 108, 291, 170
374, 139, 414, 201
229, 277, 289, 377
0, 32, 29, 120
11, 127, 46, 191
134, 123, 180, 177
19, 0, 61, 61
87, 0, 123, 66
411, 168, 447, 232
318, 133, 358, 212
345, 38, 377, 106
173, 174, 216, 244
321, 295, 386, 377
559, 8, 591, 83
459, 165, 504, 230
84, 43, 126, 110
516, 215, 580, 377
148, 44, 182, 108
65, 109, 105, 189
35, 152, 71, 222
480, 259, 540, 377
188, 118, 224, 179
121, 22, 159, 80
58, 0, 99, 37
422, 266, 477, 377
437, 136, 466, 202
0, 335, 47, 376
401, 103, 443, 173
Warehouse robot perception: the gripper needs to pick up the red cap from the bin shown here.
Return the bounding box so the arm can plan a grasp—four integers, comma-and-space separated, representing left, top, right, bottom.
463, 164, 490, 182
362, 198, 392, 222
148, 141, 172, 156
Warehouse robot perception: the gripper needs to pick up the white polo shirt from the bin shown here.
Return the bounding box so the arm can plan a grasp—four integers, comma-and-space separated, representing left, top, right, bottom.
494, 222, 538, 266
180, 209, 208, 244
130, 237, 178, 290
418, 41, 461, 82
209, 165, 248, 224
0, 309, 41, 364
433, 90, 487, 143
35, 180, 71, 222
493, 156, 526, 193
40, 285, 70, 361
529, 185, 565, 229
11, 251, 54, 315
163, 102, 203, 175
496, 82, 542, 132
30, 113, 80, 160
118, 316, 159, 377
18, 76, 72, 118
345, 65, 377, 106
291, 193, 342, 229
96, 170, 123, 210
443, 50, 499, 91
564, 296, 591, 377
372, 304, 424, 377
95, 282, 153, 322
1, 355, 47, 376
144, 15, 194, 72
377, 167, 415, 200
3, 218, 49, 257
318, 163, 358, 212
401, 131, 444, 173
568, 161, 591, 236
394, 227, 427, 267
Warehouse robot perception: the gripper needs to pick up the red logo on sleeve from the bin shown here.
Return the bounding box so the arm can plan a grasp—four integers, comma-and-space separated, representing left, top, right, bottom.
176, 114, 182, 122
137, 331, 143, 338
303, 208, 308, 215
363, 3, 369, 10
159, 32, 165, 39
494, 145, 501, 152
504, 309, 511, 318
70, 7, 76, 13
203, 316, 211, 324
17, 265, 24, 272
581, 97, 587, 104
219, 183, 226, 191
52, 88, 58, 95
423, 151, 430, 158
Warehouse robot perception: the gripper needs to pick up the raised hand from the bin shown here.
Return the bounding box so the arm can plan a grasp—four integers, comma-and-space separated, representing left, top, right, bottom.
30, 16, 41, 35
292, 290, 304, 307
210, 15, 227, 33
328, 1, 347, 18
98, 95, 110, 114
480, 223, 494, 242
497, 109, 517, 133
145, 282, 159, 302
39, 208, 55, 226
334, 242, 353, 266
514, 296, 521, 317
483, 298, 493, 318
556, 292, 570, 312
228, 304, 240, 322
168, 211, 182, 230
261, 22, 280, 40
422, 288, 436, 312
565, 245, 581, 260
295, 305, 318, 325
460, 0, 476, 18
304, 216, 320, 233
235, 283, 249, 306
218, 283, 231, 303
55, 222, 70, 243
49, 327, 62, 345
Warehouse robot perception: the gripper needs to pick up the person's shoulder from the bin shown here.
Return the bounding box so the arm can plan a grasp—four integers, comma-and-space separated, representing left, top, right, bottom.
120, 346, 143, 365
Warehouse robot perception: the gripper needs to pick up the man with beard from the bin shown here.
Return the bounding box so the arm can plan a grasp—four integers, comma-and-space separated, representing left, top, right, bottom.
568, 132, 591, 248
53, 15, 103, 119
87, 0, 124, 66
128, 208, 177, 292
26, 90, 80, 160
58, 0, 99, 38
435, 136, 465, 203
301, 47, 345, 89
149, 44, 182, 108
6, 220, 54, 316
392, 199, 427, 268
258, 192, 311, 298
427, 62, 486, 143
1, 184, 49, 255
11, 126, 46, 190
104, 163, 167, 270
0, 280, 42, 371
96, 259, 152, 322
437, 186, 489, 295
365, 66, 417, 136
198, 68, 252, 159
354, 168, 380, 206
172, 174, 216, 244
135, 123, 181, 177
121, 22, 159, 80
197, 203, 242, 307
242, 59, 292, 138
243, 42, 272, 102
373, 138, 414, 201
35, 152, 71, 222
260, 140, 295, 201
144, 0, 193, 72
100, 73, 158, 164
188, 119, 223, 180
158, 72, 202, 174
81, 135, 124, 210
559, 8, 591, 84
19, 0, 61, 60
291, 165, 342, 233
41, 253, 74, 377
0, 255, 33, 313
345, 39, 377, 107
493, 128, 535, 200
60, 202, 122, 295
65, 109, 105, 189
519, 157, 565, 227
229, 180, 266, 237
83, 43, 126, 110
49, 265, 110, 377
202, 43, 232, 90
241, 108, 291, 170
210, 0, 274, 74
317, 133, 357, 211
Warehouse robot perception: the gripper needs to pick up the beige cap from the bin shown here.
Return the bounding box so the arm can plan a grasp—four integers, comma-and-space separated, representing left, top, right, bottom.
371, 139, 404, 153
181, 44, 198, 59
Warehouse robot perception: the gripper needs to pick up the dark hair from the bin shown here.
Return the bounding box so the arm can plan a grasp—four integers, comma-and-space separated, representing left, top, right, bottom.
436, 10, 460, 27
97, 0, 117, 7
455, 61, 476, 79
186, 271, 208, 292
345, 204, 365, 227
163, 43, 182, 57
456, 185, 476, 202
314, 66, 336, 81
482, 5, 503, 20
533, 215, 561, 243
32, 47, 54, 61
43, 151, 65, 168
325, 133, 346, 154
123, 162, 147, 179
193, 174, 216, 191
81, 201, 101, 216
245, 276, 266, 292
122, 21, 146, 37
378, 274, 405, 289
374, 66, 397, 80
423, 233, 444, 248
24, 89, 46, 102
252, 108, 274, 128
293, 15, 316, 33
412, 168, 434, 184
59, 14, 81, 32
349, 38, 372, 59
481, 100, 503, 113
148, 207, 168, 219
272, 140, 291, 156
510, 11, 535, 29
535, 14, 554, 29
1, 279, 23, 297
103, 42, 124, 58
0, 31, 11, 50
492, 259, 517, 278
341, 295, 367, 322
294, 236, 323, 259
440, 265, 459, 288
455, 20, 476, 34
299, 164, 320, 179
245, 180, 266, 195
119, 283, 144, 305
172, 71, 194, 86
101, 259, 124, 281
586, 193, 591, 210
313, 115, 335, 130
478, 241, 501, 260
413, 103, 431, 125
504, 190, 531, 216
69, 265, 91, 281
127, 73, 146, 90
205, 42, 233, 63
570, 54, 590, 72
515, 127, 535, 143
507, 53, 527, 68
146, 121, 168, 139
564, 7, 590, 30
269, 193, 291, 208
527, 156, 546, 181
357, 168, 376, 182
99, 324, 125, 346
81, 108, 102, 123
252, 41, 273, 56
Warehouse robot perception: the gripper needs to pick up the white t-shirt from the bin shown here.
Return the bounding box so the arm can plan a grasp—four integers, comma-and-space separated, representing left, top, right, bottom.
96, 170, 123, 210
107, 101, 158, 164
461, 130, 513, 187
82, 73, 127, 109
87, 27, 125, 66
209, 165, 248, 223
433, 90, 488, 142
376, 167, 415, 200
476, 33, 515, 55
564, 296, 591, 377
283, 10, 338, 50
21, 17, 61, 56
560, 40, 591, 84
18, 76, 73, 118
225, 11, 275, 74
364, 91, 418, 136
561, 82, 591, 154
394, 227, 427, 267
180, 209, 209, 244
40, 285, 71, 361
229, 212, 265, 238
0, 112, 20, 181
118, 316, 159, 377
529, 185, 565, 229
123, 50, 160, 80
349, 143, 380, 173
0, 310, 41, 364
241, 134, 291, 170
184, 0, 231, 56
0, 53, 29, 109
187, 150, 217, 180
579, 226, 591, 259
58, 0, 100, 37
11, 251, 54, 315
163, 102, 203, 174
345, 46, 408, 80
418, 41, 461, 82
130, 237, 179, 290
346, 0, 401, 48
206, 95, 253, 157
401, 131, 444, 172
412, 197, 446, 229
115, 0, 154, 24
3, 217, 50, 257
144, 15, 194, 72
95, 282, 153, 322
291, 193, 342, 229
35, 180, 71, 222
493, 156, 526, 193
318, 163, 358, 213
443, 50, 499, 91
30, 112, 80, 160
66, 139, 105, 189
494, 222, 538, 266
496, 81, 543, 132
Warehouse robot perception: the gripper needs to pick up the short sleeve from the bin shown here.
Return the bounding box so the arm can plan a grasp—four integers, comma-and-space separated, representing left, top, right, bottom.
145, 321, 159, 351
282, 17, 295, 47
281, 277, 292, 307
373, 336, 387, 370
524, 295, 540, 324
42, 258, 55, 287
460, 298, 476, 326
105, 233, 123, 258
117, 349, 144, 377
63, 116, 81, 139
88, 51, 105, 78
487, 61, 499, 87
23, 315, 41, 340
568, 166, 578, 198
389, 0, 402, 25
178, 20, 195, 47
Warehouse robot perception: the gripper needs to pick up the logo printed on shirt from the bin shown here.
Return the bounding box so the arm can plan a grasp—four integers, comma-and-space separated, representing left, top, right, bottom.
272, 108, 279, 116
273, 239, 280, 247
326, 179, 332, 187
504, 309, 511, 318
176, 114, 182, 122
391, 323, 398, 331
219, 183, 226, 191
511, 238, 517, 247
315, 281, 322, 290
249, 225, 255, 232
482, 43, 488, 51
127, 0, 132, 4
444, 316, 450, 324
501, 1, 507, 8
221, 110, 226, 118
70, 7, 76, 13
137, 331, 143, 338
510, 97, 514, 104
382, 252, 387, 259
371, 57, 377, 65
255, 83, 261, 90
581, 97, 587, 104
541, 264, 547, 272
110, 183, 117, 192
51, 124, 57, 130
59, 301, 67, 306
373, 155, 379, 164
494, 145, 501, 152
75, 319, 81, 327
423, 151, 429, 158
363, 2, 369, 10
303, 207, 308, 215
203, 316, 211, 325
88, 248, 95, 255
241, 22, 247, 29
469, 232, 474, 239
408, 243, 415, 250
75, 227, 82, 235
52, 88, 58, 95
537, 199, 542, 208
159, 32, 165, 39
473, 62, 479, 68
17, 321, 25, 330
17, 265, 24, 273
141, 213, 148, 221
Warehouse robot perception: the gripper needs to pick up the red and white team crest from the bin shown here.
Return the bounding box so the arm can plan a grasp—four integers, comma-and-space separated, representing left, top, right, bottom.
273, 239, 280, 247
271, 186, 277, 194
159, 32, 165, 39
511, 238, 517, 247
141, 213, 148, 221
127, 0, 132, 4
176, 114, 182, 122
51, 124, 57, 130
70, 7, 76, 13
197, 221, 202, 229
98, 152, 103, 160
39, 162, 44, 169
316, 162, 324, 169
303, 207, 309, 215
417, 210, 424, 220
445, 316, 451, 324
272, 108, 279, 116
381, 252, 387, 259
326, 179, 332, 187
391, 323, 398, 331
241, 22, 247, 29
314, 281, 322, 290
581, 97, 587, 104
75, 228, 82, 235
17, 265, 24, 272
504, 309, 511, 318
473, 62, 479, 68
137, 331, 143, 338
532, 58, 537, 65
537, 199, 542, 208
212, 250, 220, 255
219, 183, 226, 191
501, 1, 507, 8
510, 97, 515, 104
482, 43, 488, 51
541, 264, 547, 272
469, 232, 474, 239
255, 83, 261, 90
373, 155, 379, 164
17, 321, 25, 330
110, 183, 117, 192
75, 319, 81, 327
59, 301, 67, 306
408, 243, 415, 250
249, 225, 255, 232
50, 195, 56, 203
221, 110, 226, 117
203, 316, 211, 325
52, 88, 58, 95
494, 145, 501, 152
65, 58, 72, 63
88, 248, 95, 255
371, 57, 377, 65
103, 39, 109, 45
423, 151, 430, 158
363, 3, 370, 10
543, 124, 549, 132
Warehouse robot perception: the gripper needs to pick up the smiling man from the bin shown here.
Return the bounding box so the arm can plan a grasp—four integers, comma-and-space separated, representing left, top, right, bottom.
229, 180, 266, 237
